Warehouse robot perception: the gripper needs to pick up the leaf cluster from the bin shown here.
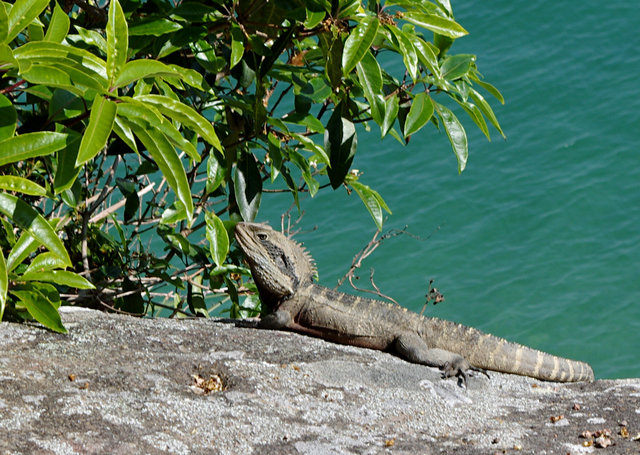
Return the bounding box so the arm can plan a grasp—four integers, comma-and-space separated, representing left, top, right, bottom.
0, 0, 503, 330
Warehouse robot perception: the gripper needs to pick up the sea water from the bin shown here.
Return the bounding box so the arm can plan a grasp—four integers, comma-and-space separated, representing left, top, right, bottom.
259, 0, 640, 379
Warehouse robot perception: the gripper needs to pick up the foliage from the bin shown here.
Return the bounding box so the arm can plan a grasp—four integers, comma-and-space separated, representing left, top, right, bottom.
0, 0, 503, 330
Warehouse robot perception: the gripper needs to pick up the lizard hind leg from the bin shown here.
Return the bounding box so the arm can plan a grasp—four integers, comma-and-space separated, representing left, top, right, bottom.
393, 333, 473, 385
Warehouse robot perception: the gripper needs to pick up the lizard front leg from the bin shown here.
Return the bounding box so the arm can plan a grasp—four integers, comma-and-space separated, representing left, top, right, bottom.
393, 333, 477, 386
258, 309, 293, 330
258, 309, 338, 340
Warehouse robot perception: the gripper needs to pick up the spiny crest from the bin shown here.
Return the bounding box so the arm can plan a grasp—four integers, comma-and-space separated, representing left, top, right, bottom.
288, 236, 317, 280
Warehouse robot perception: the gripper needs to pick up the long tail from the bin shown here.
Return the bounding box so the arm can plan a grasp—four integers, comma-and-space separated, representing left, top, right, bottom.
425, 318, 594, 382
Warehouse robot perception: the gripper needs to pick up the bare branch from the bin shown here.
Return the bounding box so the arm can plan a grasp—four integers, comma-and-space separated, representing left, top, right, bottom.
336, 226, 426, 304
89, 182, 156, 223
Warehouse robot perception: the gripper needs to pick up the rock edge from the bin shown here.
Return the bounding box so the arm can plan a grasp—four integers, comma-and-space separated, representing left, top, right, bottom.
1, 307, 638, 454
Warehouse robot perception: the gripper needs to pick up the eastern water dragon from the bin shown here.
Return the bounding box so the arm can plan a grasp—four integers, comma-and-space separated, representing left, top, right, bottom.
234, 222, 594, 384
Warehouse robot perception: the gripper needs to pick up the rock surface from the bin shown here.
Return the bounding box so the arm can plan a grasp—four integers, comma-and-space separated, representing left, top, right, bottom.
0, 307, 638, 454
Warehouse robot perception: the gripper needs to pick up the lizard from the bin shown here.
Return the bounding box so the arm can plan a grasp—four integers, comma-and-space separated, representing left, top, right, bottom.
234, 222, 595, 384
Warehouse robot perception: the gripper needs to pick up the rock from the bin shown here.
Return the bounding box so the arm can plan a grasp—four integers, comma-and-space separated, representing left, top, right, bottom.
0, 307, 638, 454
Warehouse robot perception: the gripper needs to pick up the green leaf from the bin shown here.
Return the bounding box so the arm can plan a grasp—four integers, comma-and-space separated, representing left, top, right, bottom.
11, 290, 67, 333
233, 154, 262, 222
24, 252, 68, 274
324, 34, 343, 89
335, 0, 360, 19
435, 0, 453, 15
413, 37, 440, 78
0, 132, 68, 166
112, 116, 138, 153
106, 0, 128, 86
404, 92, 434, 137
440, 54, 475, 80
0, 176, 47, 196
325, 106, 357, 189
44, 2, 70, 43
206, 152, 225, 193
4, 219, 64, 271
23, 84, 53, 102
114, 277, 145, 314
342, 16, 379, 75
435, 103, 468, 173
296, 77, 333, 104
289, 150, 320, 197
0, 249, 6, 321
349, 180, 391, 230
116, 178, 140, 223
21, 270, 95, 289
120, 98, 200, 162
167, 64, 206, 91
279, 167, 299, 210
114, 60, 182, 88
129, 18, 182, 36
468, 87, 505, 138
229, 23, 244, 69
164, 232, 191, 256
282, 113, 325, 134
49, 89, 84, 121
381, 95, 399, 138
25, 282, 61, 309
1, 217, 15, 246
356, 50, 384, 125
0, 93, 16, 141
14, 41, 107, 79
53, 133, 82, 193
74, 26, 108, 54
0, 194, 71, 266
187, 274, 207, 317
160, 202, 187, 225
403, 12, 468, 39
76, 96, 116, 166
28, 22, 44, 42
19, 63, 77, 92
470, 75, 505, 104
0, 2, 7, 44
18, 59, 107, 95
170, 2, 221, 22
5, 0, 49, 43
455, 98, 490, 141
224, 276, 240, 319
205, 212, 229, 268
7, 232, 40, 272
0, 43, 16, 69
304, 9, 325, 28
290, 130, 330, 166
135, 94, 222, 151
120, 112, 194, 224
385, 25, 418, 81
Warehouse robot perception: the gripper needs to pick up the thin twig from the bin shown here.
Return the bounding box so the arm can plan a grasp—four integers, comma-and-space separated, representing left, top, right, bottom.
335, 226, 423, 304
89, 182, 156, 223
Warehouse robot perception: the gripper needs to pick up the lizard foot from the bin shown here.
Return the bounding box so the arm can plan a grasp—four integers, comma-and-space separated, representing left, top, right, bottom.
442, 360, 490, 387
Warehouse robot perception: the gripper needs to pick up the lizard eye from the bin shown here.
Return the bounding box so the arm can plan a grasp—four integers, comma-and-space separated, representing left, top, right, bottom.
257, 233, 267, 241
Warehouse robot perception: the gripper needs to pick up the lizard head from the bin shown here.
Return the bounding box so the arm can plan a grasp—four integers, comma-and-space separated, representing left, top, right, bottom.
234, 222, 316, 306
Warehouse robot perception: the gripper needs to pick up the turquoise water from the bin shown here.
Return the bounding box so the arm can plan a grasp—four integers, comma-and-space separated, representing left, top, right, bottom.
259, 0, 640, 379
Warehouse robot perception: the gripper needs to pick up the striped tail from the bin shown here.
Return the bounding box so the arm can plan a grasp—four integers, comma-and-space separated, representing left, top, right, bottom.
427, 319, 594, 382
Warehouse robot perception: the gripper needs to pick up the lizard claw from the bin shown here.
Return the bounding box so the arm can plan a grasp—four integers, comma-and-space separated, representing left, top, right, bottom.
442, 358, 468, 386
442, 360, 490, 388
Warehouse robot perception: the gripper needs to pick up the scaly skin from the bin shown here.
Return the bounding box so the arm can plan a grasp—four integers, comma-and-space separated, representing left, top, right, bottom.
235, 222, 594, 384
